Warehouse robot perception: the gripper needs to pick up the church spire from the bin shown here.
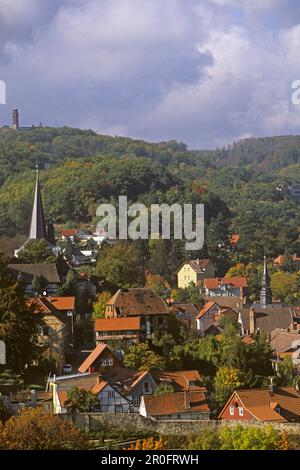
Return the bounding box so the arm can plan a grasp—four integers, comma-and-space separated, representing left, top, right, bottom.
29, 165, 47, 240
260, 254, 272, 307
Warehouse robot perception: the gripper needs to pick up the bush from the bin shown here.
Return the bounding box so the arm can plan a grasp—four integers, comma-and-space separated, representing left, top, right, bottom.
0, 408, 88, 450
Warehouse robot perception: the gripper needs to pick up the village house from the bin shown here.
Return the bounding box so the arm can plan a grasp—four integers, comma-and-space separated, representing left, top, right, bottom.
139, 390, 212, 421
274, 253, 300, 271
203, 277, 248, 301
270, 328, 300, 371
49, 373, 130, 414
8, 263, 61, 295
177, 259, 216, 289
218, 387, 300, 422
196, 301, 239, 336
95, 288, 169, 345
169, 302, 198, 331
239, 306, 294, 336
28, 296, 76, 372
78, 343, 123, 373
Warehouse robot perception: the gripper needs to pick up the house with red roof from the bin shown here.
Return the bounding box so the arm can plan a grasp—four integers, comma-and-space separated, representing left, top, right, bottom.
95, 288, 169, 346
204, 277, 248, 301
49, 372, 130, 414
177, 259, 216, 289
218, 387, 300, 422
78, 343, 123, 373
140, 390, 212, 420
196, 301, 239, 336
28, 296, 76, 372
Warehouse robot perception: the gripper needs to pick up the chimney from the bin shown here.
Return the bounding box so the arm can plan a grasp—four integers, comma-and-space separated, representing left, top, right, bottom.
30, 389, 36, 404
184, 390, 190, 410
249, 308, 256, 335
269, 377, 274, 395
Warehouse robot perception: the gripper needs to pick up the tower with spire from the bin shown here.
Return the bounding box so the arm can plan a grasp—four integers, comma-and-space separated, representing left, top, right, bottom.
29, 165, 48, 240
260, 255, 273, 307
14, 166, 57, 257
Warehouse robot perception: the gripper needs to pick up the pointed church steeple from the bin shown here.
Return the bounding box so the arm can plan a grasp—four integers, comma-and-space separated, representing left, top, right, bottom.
29, 165, 47, 240
260, 255, 272, 307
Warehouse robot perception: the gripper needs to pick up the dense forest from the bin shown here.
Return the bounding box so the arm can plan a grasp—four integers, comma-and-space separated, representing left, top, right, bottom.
0, 126, 299, 266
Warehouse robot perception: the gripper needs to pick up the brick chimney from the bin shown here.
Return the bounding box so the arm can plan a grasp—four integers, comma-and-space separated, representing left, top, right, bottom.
249, 307, 256, 335
184, 390, 190, 410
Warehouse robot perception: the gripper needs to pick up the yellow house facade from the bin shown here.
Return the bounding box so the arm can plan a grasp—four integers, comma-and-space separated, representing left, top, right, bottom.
177, 259, 216, 289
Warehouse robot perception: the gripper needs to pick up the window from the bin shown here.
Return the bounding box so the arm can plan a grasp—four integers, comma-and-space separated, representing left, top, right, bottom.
144, 382, 150, 394
115, 405, 122, 413
133, 396, 140, 407
108, 391, 115, 398
229, 406, 234, 416
107, 357, 113, 366
239, 407, 244, 417
42, 326, 49, 336
100, 359, 107, 366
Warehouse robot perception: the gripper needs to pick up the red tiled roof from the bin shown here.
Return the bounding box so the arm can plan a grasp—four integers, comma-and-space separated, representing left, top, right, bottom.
90, 380, 109, 394
143, 391, 210, 416
189, 259, 211, 273
196, 301, 217, 319
60, 229, 79, 237
28, 296, 75, 314
94, 316, 141, 332
274, 255, 285, 266
78, 344, 110, 373
219, 387, 300, 422
150, 370, 205, 392
204, 277, 248, 289
106, 288, 168, 316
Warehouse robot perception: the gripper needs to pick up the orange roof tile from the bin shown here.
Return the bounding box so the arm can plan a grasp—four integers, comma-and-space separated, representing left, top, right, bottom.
204, 277, 248, 289
219, 387, 300, 422
196, 301, 217, 319
94, 316, 141, 332
151, 370, 205, 392
143, 391, 210, 416
78, 344, 109, 373
90, 380, 109, 394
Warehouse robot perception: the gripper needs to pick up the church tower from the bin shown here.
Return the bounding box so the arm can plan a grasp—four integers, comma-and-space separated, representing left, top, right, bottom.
12, 109, 19, 131
29, 165, 48, 240
260, 255, 273, 307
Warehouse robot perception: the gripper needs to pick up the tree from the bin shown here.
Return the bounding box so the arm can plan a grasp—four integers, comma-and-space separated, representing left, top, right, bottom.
214, 367, 242, 406
95, 242, 145, 288
219, 425, 292, 450
151, 313, 188, 368
0, 399, 9, 423
0, 255, 41, 373
188, 428, 221, 450
93, 291, 111, 319
0, 408, 88, 450
271, 271, 298, 303
275, 357, 298, 387
31, 275, 49, 296
65, 387, 101, 414
128, 437, 167, 450
154, 383, 175, 395
124, 343, 166, 371
17, 239, 57, 264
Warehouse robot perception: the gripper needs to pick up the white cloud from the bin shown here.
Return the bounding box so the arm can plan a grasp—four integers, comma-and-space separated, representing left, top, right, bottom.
1, 0, 300, 148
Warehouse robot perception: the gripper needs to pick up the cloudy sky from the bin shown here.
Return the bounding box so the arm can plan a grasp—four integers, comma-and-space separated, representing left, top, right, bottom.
0, 0, 300, 148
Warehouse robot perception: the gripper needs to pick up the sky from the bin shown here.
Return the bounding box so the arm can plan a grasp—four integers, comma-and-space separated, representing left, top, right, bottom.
0, 0, 300, 149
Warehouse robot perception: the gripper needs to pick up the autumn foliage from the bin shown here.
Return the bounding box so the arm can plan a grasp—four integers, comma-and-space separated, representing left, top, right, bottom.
0, 408, 88, 450
127, 437, 167, 450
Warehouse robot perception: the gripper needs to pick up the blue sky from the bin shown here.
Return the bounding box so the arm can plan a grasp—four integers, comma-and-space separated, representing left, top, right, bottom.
0, 0, 300, 148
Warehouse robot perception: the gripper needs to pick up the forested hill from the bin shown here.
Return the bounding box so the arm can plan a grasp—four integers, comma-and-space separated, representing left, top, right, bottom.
0, 126, 299, 262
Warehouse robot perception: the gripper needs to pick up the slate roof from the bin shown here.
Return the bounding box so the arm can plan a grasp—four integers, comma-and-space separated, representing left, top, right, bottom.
240, 306, 293, 334
8, 263, 61, 283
